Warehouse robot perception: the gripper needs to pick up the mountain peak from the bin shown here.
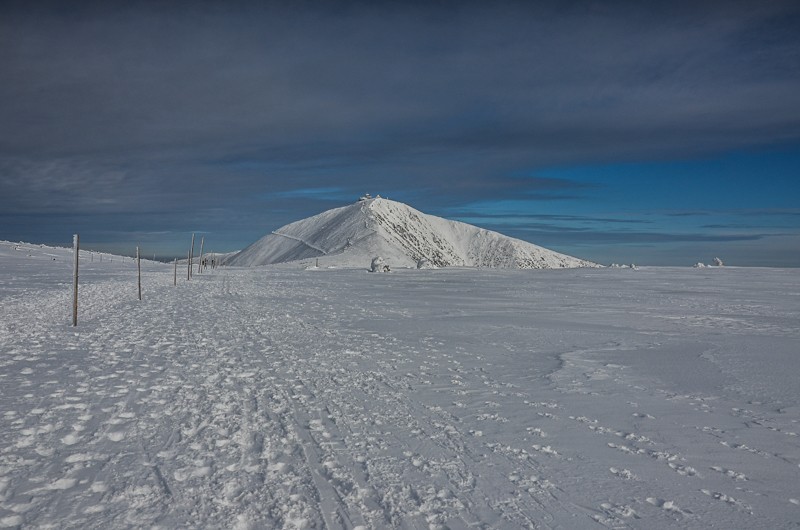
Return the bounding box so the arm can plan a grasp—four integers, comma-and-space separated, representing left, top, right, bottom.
227, 198, 598, 269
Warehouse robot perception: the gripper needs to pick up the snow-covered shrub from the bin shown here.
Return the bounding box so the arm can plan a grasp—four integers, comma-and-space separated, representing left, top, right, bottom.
713, 257, 724, 266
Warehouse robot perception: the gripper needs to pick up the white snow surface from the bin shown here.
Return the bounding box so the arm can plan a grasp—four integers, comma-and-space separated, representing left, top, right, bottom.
227, 198, 598, 269
1, 240, 800, 529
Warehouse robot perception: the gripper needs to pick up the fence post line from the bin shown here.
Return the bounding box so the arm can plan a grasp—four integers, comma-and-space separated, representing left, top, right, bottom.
72, 234, 79, 327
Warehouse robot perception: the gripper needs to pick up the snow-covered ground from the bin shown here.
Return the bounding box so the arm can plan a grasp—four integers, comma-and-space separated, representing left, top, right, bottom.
1, 241, 799, 529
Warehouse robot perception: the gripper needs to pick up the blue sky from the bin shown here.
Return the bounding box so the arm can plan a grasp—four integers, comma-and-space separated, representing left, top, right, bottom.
2, 1, 800, 265
446, 149, 800, 265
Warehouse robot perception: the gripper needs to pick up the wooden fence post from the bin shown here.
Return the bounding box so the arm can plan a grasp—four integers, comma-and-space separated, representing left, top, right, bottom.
72, 234, 79, 326
188, 233, 195, 281
198, 236, 205, 275
174, 258, 177, 286
136, 246, 142, 300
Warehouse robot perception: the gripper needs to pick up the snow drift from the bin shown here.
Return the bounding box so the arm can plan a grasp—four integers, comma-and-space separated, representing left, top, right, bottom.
227, 197, 598, 269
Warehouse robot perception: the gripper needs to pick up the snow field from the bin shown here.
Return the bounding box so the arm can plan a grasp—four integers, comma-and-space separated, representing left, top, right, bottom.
1, 242, 799, 528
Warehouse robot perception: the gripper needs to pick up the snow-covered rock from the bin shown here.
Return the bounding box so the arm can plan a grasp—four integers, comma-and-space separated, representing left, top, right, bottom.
227, 198, 598, 269
369, 256, 386, 272
417, 258, 436, 270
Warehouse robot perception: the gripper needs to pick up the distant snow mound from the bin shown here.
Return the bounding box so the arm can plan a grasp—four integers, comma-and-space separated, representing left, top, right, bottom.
227, 198, 598, 269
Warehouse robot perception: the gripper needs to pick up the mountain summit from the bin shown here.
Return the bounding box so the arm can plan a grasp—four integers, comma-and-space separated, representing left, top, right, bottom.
227, 197, 598, 269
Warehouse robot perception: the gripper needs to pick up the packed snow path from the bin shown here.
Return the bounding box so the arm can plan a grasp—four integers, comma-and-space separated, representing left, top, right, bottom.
1, 248, 799, 528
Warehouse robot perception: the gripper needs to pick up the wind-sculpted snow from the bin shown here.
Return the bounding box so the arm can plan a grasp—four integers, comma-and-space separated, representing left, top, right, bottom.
228, 198, 598, 269
1, 240, 799, 528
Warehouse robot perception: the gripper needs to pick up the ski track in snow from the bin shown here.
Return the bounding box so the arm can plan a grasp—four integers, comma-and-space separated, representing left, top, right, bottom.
1, 242, 799, 528
271, 231, 329, 256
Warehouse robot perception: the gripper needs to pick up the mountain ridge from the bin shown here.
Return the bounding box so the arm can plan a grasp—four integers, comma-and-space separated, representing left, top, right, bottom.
227, 197, 599, 269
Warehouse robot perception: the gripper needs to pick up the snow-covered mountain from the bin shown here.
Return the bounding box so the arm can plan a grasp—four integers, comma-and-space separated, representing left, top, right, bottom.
227, 197, 598, 269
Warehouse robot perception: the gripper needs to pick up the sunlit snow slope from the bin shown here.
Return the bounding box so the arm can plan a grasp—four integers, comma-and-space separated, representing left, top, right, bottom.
228, 197, 597, 268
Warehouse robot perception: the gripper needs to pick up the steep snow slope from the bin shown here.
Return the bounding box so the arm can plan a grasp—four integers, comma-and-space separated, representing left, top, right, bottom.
228, 198, 598, 268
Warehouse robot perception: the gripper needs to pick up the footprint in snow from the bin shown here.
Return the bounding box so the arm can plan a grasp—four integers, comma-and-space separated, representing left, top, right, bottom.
0, 515, 24, 528
267, 462, 291, 474
173, 465, 212, 482
46, 478, 77, 490
700, 489, 751, 511
646, 497, 688, 515
106, 432, 125, 442
65, 453, 104, 463
593, 502, 637, 524
669, 463, 700, 477
710, 466, 747, 481
609, 467, 637, 480
34, 445, 54, 457
531, 444, 559, 457
90, 482, 108, 493
61, 434, 81, 445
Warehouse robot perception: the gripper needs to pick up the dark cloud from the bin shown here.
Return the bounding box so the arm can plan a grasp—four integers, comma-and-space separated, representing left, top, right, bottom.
1, 0, 799, 261
662, 211, 715, 217
662, 208, 800, 218
3, 1, 799, 156
509, 229, 768, 245
467, 222, 791, 265
451, 213, 652, 225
